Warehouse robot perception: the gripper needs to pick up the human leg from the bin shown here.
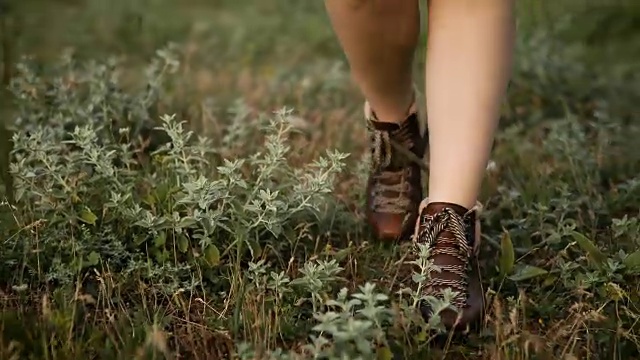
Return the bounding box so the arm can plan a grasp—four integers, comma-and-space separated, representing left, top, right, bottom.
325, 0, 428, 241
415, 0, 516, 329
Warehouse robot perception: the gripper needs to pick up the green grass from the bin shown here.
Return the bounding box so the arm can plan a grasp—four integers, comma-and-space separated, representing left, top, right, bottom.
1, 0, 640, 359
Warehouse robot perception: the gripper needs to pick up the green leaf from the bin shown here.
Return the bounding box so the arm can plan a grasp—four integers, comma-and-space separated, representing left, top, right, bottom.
333, 246, 352, 262
605, 282, 625, 301
87, 251, 100, 267
499, 231, 515, 277
177, 234, 189, 253
154, 231, 166, 247
571, 231, 607, 268
248, 238, 262, 259
414, 329, 427, 343
142, 193, 155, 206
79, 207, 98, 225
153, 249, 170, 263
508, 265, 548, 282
178, 217, 197, 228
377, 346, 393, 360
542, 274, 558, 288
204, 245, 221, 267
155, 183, 171, 203
134, 234, 147, 246
623, 250, 640, 272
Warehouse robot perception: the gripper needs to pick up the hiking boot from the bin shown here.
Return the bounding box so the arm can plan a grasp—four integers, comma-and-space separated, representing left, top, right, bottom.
364, 99, 427, 242
412, 199, 484, 331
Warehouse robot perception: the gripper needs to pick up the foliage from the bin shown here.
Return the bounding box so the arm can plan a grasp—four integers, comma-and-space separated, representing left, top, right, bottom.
1, 1, 639, 359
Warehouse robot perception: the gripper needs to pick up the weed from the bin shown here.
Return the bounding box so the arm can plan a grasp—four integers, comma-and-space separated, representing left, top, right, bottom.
1, 1, 640, 359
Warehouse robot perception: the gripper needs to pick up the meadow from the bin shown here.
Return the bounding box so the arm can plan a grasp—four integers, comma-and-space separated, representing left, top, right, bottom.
1, 0, 639, 359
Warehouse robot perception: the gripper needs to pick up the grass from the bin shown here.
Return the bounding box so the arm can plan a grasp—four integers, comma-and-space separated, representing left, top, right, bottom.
1, 0, 640, 359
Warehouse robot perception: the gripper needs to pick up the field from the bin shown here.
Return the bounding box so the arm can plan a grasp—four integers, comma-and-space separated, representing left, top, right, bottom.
1, 0, 640, 359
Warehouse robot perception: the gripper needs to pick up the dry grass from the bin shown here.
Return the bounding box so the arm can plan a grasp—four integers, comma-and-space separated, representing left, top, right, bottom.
1, 0, 640, 359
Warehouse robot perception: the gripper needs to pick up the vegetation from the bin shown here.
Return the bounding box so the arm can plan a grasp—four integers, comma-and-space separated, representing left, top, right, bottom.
1, 0, 639, 359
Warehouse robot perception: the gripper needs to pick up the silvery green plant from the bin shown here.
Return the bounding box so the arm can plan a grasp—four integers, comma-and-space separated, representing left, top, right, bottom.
394, 242, 456, 335
2, 49, 350, 294
290, 259, 344, 313
303, 283, 392, 358
234, 251, 453, 359
236, 281, 394, 360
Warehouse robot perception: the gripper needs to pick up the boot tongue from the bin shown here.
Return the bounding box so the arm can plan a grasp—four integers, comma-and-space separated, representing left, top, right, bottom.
424, 202, 470, 217
368, 119, 401, 132
424, 202, 475, 247
366, 99, 417, 132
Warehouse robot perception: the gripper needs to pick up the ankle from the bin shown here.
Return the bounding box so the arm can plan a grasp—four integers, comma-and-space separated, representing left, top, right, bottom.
418, 198, 483, 216
364, 87, 417, 124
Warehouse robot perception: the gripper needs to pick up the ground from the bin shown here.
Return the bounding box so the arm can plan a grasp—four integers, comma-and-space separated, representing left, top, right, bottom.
1, 0, 640, 359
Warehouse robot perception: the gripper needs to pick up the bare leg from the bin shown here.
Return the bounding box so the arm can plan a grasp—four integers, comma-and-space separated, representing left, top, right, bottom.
324, 0, 420, 123
425, 0, 515, 209
414, 0, 516, 330
325, 0, 427, 242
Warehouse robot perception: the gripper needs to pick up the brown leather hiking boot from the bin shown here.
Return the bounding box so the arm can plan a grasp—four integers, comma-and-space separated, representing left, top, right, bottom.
364, 100, 427, 242
412, 199, 484, 331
